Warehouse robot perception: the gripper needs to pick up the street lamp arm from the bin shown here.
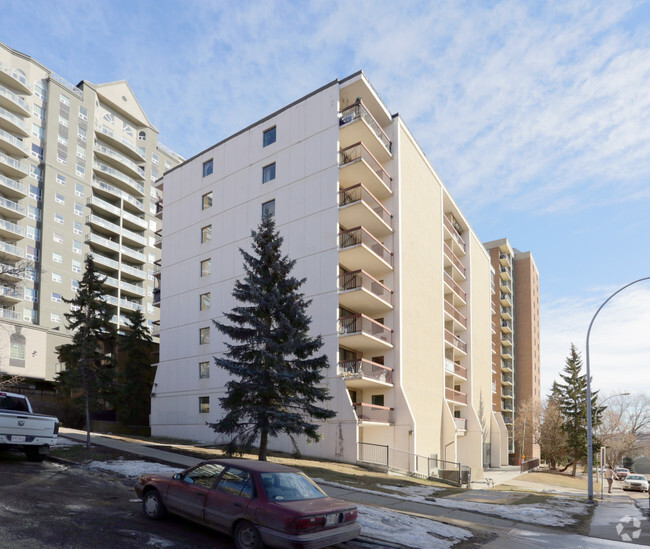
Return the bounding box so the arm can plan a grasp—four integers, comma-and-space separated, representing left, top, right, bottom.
586, 276, 650, 504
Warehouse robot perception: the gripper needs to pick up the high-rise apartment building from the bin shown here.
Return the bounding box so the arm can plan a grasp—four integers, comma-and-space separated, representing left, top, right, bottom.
152, 73, 506, 477
484, 238, 541, 464
0, 41, 181, 389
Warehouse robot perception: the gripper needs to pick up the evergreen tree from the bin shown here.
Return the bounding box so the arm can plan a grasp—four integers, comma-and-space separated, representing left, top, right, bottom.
209, 214, 335, 460
115, 309, 155, 427
56, 256, 115, 447
556, 344, 603, 476
540, 382, 569, 470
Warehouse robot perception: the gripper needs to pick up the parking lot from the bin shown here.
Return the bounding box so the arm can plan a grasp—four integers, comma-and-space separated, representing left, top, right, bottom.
0, 453, 234, 549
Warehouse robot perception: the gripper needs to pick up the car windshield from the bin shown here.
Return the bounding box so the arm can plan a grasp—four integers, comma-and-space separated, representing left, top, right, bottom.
627, 475, 644, 480
0, 395, 29, 412
260, 472, 327, 502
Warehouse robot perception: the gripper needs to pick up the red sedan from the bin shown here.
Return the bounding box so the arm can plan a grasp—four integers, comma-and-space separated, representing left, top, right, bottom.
134, 458, 361, 549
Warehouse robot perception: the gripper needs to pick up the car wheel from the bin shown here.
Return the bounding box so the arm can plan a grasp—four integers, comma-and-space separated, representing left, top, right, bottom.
234, 520, 263, 549
142, 489, 166, 520
25, 448, 46, 462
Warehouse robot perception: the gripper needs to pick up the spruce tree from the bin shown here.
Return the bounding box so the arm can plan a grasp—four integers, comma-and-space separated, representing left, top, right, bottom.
115, 309, 155, 427
56, 256, 115, 447
556, 344, 603, 476
209, 214, 335, 460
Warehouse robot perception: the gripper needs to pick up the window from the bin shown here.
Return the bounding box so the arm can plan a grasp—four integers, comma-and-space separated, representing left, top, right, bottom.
24, 288, 37, 302
56, 173, 66, 185
52, 252, 63, 263
77, 144, 86, 159
103, 112, 114, 125
199, 327, 210, 345
51, 313, 61, 323
216, 468, 253, 498
60, 94, 70, 106
79, 106, 88, 121
28, 205, 41, 221
55, 193, 65, 205
57, 152, 67, 165
201, 225, 212, 243
31, 143, 43, 160
51, 292, 62, 303
74, 203, 83, 216
77, 162, 86, 178
262, 162, 276, 183
200, 259, 211, 277
27, 226, 41, 241
199, 396, 210, 414
263, 126, 276, 147
202, 192, 213, 210
138, 130, 146, 141
58, 134, 68, 146
199, 361, 210, 379
123, 123, 133, 137
32, 124, 44, 140
202, 159, 213, 177
52, 272, 62, 284
72, 259, 82, 273
30, 165, 43, 181
34, 81, 47, 100
78, 126, 87, 141
71, 279, 80, 291
75, 183, 85, 197
29, 185, 42, 201
59, 115, 69, 127
151, 152, 159, 165
53, 232, 64, 244
73, 240, 82, 254
26, 246, 39, 261
371, 394, 385, 406
262, 199, 275, 218
200, 292, 211, 311
54, 213, 64, 224
73, 221, 83, 235
33, 105, 44, 120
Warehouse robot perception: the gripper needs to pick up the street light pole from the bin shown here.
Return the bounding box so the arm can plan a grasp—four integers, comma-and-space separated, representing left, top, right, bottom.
586, 277, 650, 504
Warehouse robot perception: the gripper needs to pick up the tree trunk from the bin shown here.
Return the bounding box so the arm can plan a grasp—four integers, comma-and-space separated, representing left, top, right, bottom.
258, 428, 268, 461
83, 364, 91, 449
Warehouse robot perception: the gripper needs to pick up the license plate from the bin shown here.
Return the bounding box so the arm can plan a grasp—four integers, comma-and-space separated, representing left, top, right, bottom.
324, 513, 339, 526
11, 436, 26, 442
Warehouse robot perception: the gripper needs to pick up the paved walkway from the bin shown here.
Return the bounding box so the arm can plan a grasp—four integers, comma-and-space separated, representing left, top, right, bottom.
57, 429, 650, 547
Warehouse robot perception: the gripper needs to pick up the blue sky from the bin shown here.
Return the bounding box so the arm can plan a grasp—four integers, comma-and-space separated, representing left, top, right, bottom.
4, 0, 649, 397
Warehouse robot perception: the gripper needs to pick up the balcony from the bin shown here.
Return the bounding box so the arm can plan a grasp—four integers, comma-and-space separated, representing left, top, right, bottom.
94, 123, 145, 162
93, 162, 144, 196
87, 214, 120, 238
0, 262, 23, 283
501, 320, 512, 334
0, 217, 25, 239
445, 387, 467, 405
88, 252, 119, 272
499, 252, 511, 267
122, 210, 147, 231
502, 373, 513, 386
339, 142, 392, 200
0, 284, 21, 303
94, 143, 146, 181
500, 266, 511, 281
152, 287, 160, 306
338, 359, 393, 388
444, 242, 466, 280
0, 106, 28, 137
0, 241, 24, 260
501, 360, 513, 373
87, 195, 121, 218
352, 402, 394, 425
339, 100, 392, 162
0, 151, 28, 179
338, 227, 392, 276
154, 229, 162, 249
0, 173, 27, 199
443, 271, 466, 305
155, 199, 163, 219
0, 83, 30, 116
120, 279, 145, 298
444, 299, 467, 330
0, 307, 21, 321
121, 226, 146, 247
0, 196, 25, 219
501, 306, 512, 320
0, 64, 31, 95
86, 233, 120, 254
502, 387, 513, 398
338, 184, 392, 237
121, 244, 145, 262
0, 128, 28, 157
444, 329, 467, 354
501, 347, 513, 360
501, 333, 513, 346
454, 418, 467, 431
338, 270, 392, 315
92, 178, 145, 213
502, 402, 514, 411
338, 313, 392, 353
500, 292, 512, 307
500, 279, 512, 294
121, 262, 147, 281
443, 215, 466, 256
444, 358, 467, 380
153, 258, 161, 278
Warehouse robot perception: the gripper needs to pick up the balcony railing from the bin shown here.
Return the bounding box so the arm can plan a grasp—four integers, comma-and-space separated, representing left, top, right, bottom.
0, 241, 24, 258
352, 402, 394, 424
338, 313, 392, 345
339, 183, 392, 227
338, 270, 392, 305
339, 100, 392, 153
0, 151, 27, 174
454, 418, 467, 430
0, 173, 27, 196
338, 359, 393, 385
0, 127, 27, 153
339, 142, 392, 188
444, 299, 467, 328
443, 215, 466, 252
443, 242, 466, 277
0, 105, 26, 132
502, 387, 513, 397
0, 196, 25, 216
93, 162, 144, 195
501, 333, 513, 345
444, 271, 466, 302
499, 252, 511, 265
338, 227, 393, 266
0, 83, 29, 112
0, 217, 24, 237
92, 178, 144, 211
444, 358, 467, 378
0, 307, 21, 321
445, 387, 467, 405
444, 329, 467, 353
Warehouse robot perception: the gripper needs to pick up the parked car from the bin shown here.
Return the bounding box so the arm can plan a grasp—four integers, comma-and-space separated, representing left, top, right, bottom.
622, 474, 649, 492
135, 458, 361, 549
615, 467, 630, 480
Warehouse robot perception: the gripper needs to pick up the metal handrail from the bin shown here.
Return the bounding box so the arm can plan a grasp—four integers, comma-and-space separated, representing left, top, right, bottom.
444, 271, 466, 301
444, 329, 467, 353
443, 242, 466, 277
339, 100, 391, 152
445, 387, 467, 404
338, 227, 393, 266
338, 313, 392, 345
339, 142, 392, 188
338, 270, 392, 304
339, 183, 393, 227
444, 299, 467, 327
443, 215, 466, 252
338, 359, 393, 384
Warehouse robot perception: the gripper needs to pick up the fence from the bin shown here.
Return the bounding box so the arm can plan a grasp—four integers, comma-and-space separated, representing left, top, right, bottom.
358, 442, 470, 486
520, 458, 540, 473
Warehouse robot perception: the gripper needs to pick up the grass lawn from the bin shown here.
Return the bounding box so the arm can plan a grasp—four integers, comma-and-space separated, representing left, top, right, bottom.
515, 470, 589, 490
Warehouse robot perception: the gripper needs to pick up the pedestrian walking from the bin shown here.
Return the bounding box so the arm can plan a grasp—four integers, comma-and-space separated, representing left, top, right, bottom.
605, 465, 618, 493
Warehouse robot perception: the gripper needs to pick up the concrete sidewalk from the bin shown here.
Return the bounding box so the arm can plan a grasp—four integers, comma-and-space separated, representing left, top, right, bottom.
57, 429, 649, 547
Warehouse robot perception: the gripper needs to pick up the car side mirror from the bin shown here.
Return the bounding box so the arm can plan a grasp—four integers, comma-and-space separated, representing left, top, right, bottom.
173, 473, 182, 480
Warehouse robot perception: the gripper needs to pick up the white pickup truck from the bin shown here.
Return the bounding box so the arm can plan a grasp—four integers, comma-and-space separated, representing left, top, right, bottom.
0, 391, 59, 461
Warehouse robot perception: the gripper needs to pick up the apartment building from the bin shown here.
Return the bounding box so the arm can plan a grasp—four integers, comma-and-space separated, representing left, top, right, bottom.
0, 41, 181, 389
484, 238, 541, 464
151, 72, 505, 476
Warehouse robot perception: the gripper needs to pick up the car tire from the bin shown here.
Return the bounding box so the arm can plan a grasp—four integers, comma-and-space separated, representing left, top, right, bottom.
142, 489, 166, 520
25, 447, 46, 462
234, 520, 263, 549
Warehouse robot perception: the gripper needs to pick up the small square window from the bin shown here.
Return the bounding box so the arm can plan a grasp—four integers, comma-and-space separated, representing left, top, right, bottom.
200, 259, 211, 277
262, 199, 275, 218
52, 272, 62, 284
199, 396, 210, 413
263, 126, 276, 147
262, 163, 276, 183
51, 292, 62, 303
200, 292, 211, 311
199, 327, 210, 345
202, 192, 213, 210
201, 225, 212, 243
54, 213, 64, 224
72, 260, 82, 273
199, 361, 210, 379
203, 159, 213, 177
